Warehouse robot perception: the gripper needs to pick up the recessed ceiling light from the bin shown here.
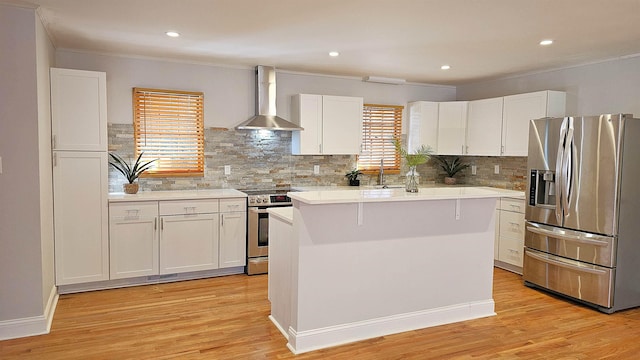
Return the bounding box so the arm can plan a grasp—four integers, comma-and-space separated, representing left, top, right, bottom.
540, 39, 553, 46
329, 51, 339, 57
441, 65, 451, 70
166, 31, 180, 38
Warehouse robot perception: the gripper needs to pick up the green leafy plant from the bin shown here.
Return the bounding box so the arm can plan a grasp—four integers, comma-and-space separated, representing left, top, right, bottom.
434, 156, 470, 177
108, 152, 157, 184
393, 139, 433, 167
345, 169, 362, 181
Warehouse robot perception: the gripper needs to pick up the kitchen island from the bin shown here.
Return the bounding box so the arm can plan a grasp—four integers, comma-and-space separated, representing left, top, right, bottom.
268, 187, 515, 354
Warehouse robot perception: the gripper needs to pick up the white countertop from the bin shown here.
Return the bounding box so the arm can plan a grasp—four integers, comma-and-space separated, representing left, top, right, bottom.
108, 189, 247, 202
267, 207, 293, 224
288, 186, 524, 205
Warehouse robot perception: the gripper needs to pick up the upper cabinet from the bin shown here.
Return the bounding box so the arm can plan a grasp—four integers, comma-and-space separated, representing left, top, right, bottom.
407, 101, 438, 153
466, 97, 504, 156
291, 94, 363, 155
437, 101, 468, 155
50, 68, 107, 151
407, 90, 566, 157
501, 91, 566, 156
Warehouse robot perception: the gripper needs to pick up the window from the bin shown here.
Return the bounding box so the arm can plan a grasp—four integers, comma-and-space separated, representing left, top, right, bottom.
358, 104, 403, 174
133, 88, 204, 177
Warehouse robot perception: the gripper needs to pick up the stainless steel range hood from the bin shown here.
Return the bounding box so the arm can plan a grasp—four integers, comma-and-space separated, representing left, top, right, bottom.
236, 65, 303, 131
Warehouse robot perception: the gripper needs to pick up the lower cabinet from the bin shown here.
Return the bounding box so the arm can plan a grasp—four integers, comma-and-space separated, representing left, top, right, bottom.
109, 202, 159, 279
108, 197, 246, 280
495, 197, 525, 274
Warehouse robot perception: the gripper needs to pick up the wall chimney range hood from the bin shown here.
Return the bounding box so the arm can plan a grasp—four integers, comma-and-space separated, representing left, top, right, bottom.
236, 65, 303, 131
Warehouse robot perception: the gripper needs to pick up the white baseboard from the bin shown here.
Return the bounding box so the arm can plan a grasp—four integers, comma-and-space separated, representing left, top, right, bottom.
0, 285, 58, 341
268, 315, 289, 340
287, 300, 495, 354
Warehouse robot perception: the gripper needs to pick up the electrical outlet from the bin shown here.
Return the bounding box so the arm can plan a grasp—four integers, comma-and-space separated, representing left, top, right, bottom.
471, 165, 477, 175
314, 165, 320, 175
494, 165, 500, 174
224, 165, 231, 175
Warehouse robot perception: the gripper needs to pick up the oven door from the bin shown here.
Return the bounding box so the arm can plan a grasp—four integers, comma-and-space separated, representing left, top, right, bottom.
248, 207, 269, 258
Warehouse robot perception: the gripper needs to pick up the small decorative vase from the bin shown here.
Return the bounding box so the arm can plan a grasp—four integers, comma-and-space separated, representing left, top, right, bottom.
123, 183, 139, 194
444, 177, 457, 185
405, 166, 419, 193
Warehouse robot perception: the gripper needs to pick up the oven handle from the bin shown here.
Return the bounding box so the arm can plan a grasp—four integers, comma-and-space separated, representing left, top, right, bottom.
526, 223, 609, 246
249, 207, 270, 215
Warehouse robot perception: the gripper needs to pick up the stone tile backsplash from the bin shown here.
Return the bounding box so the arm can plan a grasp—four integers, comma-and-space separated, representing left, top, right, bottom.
108, 124, 527, 192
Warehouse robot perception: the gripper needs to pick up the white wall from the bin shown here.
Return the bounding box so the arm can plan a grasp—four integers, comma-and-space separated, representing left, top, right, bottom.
0, 4, 44, 322
55, 50, 456, 131
457, 55, 640, 117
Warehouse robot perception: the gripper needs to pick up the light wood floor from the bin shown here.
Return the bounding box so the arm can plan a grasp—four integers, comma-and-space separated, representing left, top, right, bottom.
2, 268, 640, 359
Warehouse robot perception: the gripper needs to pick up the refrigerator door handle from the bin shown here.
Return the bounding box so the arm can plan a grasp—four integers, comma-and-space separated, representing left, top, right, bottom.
555, 117, 568, 223
562, 126, 574, 218
525, 250, 607, 275
526, 225, 610, 246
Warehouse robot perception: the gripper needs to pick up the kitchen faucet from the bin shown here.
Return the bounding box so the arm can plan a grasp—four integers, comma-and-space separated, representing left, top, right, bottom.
379, 159, 386, 187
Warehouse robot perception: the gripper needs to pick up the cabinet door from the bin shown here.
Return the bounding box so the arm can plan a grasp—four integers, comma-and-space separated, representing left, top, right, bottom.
291, 94, 323, 155
50, 68, 107, 151
437, 101, 467, 155
159, 214, 219, 274
321, 95, 363, 154
53, 151, 109, 285
109, 202, 159, 279
502, 91, 551, 156
466, 97, 503, 156
219, 211, 247, 268
407, 101, 438, 152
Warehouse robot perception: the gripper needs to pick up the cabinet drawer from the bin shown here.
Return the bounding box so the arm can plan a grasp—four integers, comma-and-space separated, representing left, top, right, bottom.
110, 202, 158, 220
498, 235, 524, 267
220, 198, 246, 212
500, 198, 525, 213
500, 211, 525, 239
159, 199, 219, 215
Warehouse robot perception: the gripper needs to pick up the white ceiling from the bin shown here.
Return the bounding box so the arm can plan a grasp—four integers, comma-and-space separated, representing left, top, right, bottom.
22, 0, 640, 85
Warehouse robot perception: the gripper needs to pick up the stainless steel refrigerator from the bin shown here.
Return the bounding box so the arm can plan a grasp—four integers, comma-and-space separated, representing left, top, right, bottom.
524, 114, 640, 313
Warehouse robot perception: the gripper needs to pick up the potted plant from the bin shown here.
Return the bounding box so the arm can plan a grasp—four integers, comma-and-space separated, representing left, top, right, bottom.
394, 140, 433, 192
434, 156, 470, 185
108, 152, 157, 194
345, 169, 362, 186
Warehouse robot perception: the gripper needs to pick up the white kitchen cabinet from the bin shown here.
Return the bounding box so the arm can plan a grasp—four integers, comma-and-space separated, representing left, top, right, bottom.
159, 199, 220, 274
501, 90, 566, 156
109, 202, 159, 279
436, 101, 468, 155
466, 97, 504, 156
53, 151, 109, 285
495, 197, 525, 274
407, 101, 438, 152
50, 68, 107, 151
291, 94, 363, 155
219, 199, 247, 268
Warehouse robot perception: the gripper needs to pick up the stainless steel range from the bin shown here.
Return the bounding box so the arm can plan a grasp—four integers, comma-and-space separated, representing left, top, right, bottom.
242, 189, 293, 275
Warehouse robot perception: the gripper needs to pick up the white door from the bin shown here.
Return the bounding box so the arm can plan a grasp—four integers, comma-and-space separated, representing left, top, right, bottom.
466, 97, 503, 156
437, 101, 468, 155
50, 68, 107, 151
53, 151, 109, 285
109, 202, 159, 279
159, 214, 219, 274
291, 94, 323, 155
407, 101, 438, 153
219, 211, 247, 268
322, 95, 363, 154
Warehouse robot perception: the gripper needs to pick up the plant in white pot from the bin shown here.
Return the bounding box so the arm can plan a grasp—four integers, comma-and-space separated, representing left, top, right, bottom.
434, 156, 469, 185
108, 152, 157, 194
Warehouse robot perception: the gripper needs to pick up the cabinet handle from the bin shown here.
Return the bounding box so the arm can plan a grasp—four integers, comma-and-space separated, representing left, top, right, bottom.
154, 218, 157, 230
160, 218, 164, 230
52, 135, 56, 149
461, 145, 464, 154
465, 145, 469, 154
184, 206, 196, 214
501, 145, 505, 154
221, 214, 224, 226
53, 153, 57, 167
